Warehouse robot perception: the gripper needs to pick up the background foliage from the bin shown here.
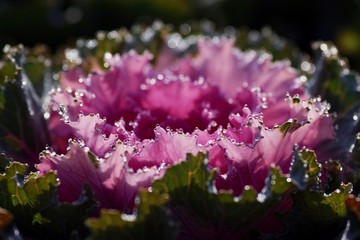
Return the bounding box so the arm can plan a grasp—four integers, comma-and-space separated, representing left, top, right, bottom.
1, 0, 360, 70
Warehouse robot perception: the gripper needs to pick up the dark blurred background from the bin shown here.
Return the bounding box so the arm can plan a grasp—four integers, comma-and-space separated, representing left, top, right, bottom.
0, 0, 360, 70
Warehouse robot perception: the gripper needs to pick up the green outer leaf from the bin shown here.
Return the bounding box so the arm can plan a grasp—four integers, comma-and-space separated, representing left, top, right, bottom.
86, 147, 352, 239
300, 149, 320, 182
326, 184, 353, 218
0, 46, 50, 166
86, 189, 178, 240
261, 166, 293, 197
297, 184, 350, 220
285, 183, 352, 239
86, 153, 297, 239
0, 160, 96, 239
151, 153, 294, 238
309, 41, 360, 116
290, 145, 320, 190
0, 60, 17, 86
22, 45, 53, 98
323, 160, 342, 193
279, 119, 301, 136
0, 153, 11, 173
284, 144, 351, 238
346, 133, 360, 195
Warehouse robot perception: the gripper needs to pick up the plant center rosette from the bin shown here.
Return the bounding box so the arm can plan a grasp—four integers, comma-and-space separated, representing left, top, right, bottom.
36, 37, 338, 237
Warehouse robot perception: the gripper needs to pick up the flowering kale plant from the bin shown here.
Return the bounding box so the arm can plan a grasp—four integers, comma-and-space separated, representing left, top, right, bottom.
1, 22, 360, 239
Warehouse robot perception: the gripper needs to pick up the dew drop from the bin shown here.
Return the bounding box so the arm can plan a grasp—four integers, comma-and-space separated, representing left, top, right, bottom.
141, 28, 155, 43
121, 213, 136, 222
43, 112, 50, 119
177, 128, 184, 134
65, 87, 72, 94
104, 52, 112, 61
257, 193, 266, 203
320, 43, 328, 52
148, 78, 156, 85
285, 93, 291, 101
197, 77, 205, 85
86, 39, 97, 49
300, 61, 311, 72
107, 30, 119, 40
157, 74, 164, 80
80, 141, 86, 148
180, 24, 191, 35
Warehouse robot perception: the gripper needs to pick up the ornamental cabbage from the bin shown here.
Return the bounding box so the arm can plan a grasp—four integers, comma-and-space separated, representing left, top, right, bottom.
37, 37, 336, 235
